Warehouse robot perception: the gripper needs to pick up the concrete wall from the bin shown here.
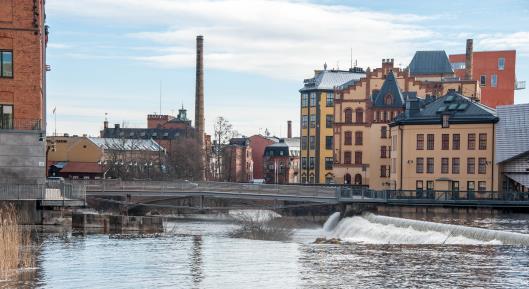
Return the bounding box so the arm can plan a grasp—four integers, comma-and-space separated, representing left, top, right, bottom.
0, 131, 45, 184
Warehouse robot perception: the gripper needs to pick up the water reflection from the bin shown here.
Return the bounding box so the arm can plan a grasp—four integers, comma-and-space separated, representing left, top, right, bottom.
189, 235, 203, 288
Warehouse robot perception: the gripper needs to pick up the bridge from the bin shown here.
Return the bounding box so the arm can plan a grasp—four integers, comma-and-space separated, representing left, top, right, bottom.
0, 182, 86, 207
78, 180, 529, 209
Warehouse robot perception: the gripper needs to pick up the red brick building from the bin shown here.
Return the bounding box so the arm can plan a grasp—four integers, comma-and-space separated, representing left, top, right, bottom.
223, 138, 253, 182
263, 138, 300, 184
249, 134, 277, 180
449, 40, 523, 108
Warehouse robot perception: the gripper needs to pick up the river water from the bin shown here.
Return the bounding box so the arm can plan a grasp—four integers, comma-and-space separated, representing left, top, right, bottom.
4, 212, 529, 288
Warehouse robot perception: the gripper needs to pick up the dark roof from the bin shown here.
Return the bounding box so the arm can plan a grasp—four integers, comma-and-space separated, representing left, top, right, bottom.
408, 51, 454, 76
264, 138, 300, 157
390, 91, 498, 126
101, 127, 193, 140
229, 137, 250, 146
371, 72, 406, 108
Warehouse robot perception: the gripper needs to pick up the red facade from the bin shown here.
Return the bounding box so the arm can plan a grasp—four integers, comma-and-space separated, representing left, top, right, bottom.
449, 51, 516, 108
249, 135, 276, 180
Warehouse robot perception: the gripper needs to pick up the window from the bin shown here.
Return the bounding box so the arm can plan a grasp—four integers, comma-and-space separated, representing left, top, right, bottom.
442, 134, 449, 150
384, 94, 393, 105
427, 134, 434, 150
326, 115, 333, 128
491, 74, 497, 88
452, 158, 460, 174
326, 92, 334, 107
325, 136, 333, 150
478, 181, 486, 192
479, 133, 487, 150
416, 181, 424, 192
427, 158, 434, 174
301, 115, 308, 128
0, 51, 13, 78
325, 157, 333, 170
468, 133, 476, 150
451, 62, 465, 70
301, 157, 307, 169
467, 181, 475, 192
309, 174, 315, 184
416, 134, 424, 150
426, 181, 434, 192
453, 134, 460, 150
309, 115, 316, 128
309, 157, 315, 169
356, 109, 363, 123
301, 93, 308, 107
309, 136, 315, 150
355, 151, 362, 164
344, 151, 352, 164
478, 158, 487, 174
380, 165, 387, 177
383, 111, 388, 122
0, 104, 13, 129
441, 158, 449, 174
467, 158, 475, 174
309, 92, 317, 107
344, 131, 352, 145
301, 137, 307, 150
452, 181, 459, 193
480, 75, 486, 87
381, 126, 387, 138
498, 57, 505, 70
380, 146, 387, 158
442, 114, 450, 128
416, 158, 424, 173
355, 131, 363, 145
344, 109, 352, 124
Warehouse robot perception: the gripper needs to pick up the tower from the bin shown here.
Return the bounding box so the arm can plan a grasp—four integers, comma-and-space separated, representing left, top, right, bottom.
195, 35, 206, 180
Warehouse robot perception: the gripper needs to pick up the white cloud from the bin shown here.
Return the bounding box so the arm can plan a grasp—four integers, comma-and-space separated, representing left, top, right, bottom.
477, 32, 529, 56
48, 0, 437, 80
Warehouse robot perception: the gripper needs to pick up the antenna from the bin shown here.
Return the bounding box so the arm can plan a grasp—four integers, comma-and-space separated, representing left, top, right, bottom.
336, 60, 339, 70
159, 80, 162, 115
350, 48, 353, 69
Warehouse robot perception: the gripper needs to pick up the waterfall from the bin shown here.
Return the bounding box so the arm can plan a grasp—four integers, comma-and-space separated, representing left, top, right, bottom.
323, 212, 341, 232
328, 213, 529, 245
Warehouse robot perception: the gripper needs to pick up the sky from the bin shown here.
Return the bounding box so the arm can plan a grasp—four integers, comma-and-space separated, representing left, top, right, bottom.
45, 0, 529, 137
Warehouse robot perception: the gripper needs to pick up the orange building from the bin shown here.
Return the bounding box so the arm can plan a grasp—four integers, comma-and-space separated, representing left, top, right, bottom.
449, 40, 523, 108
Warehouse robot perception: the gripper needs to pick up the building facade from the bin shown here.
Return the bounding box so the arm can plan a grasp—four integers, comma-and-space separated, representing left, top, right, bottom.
332, 58, 480, 189
390, 92, 499, 193
263, 138, 300, 184
222, 138, 253, 183
249, 134, 277, 180
449, 39, 524, 108
299, 67, 366, 184
0, 0, 47, 184
495, 103, 529, 192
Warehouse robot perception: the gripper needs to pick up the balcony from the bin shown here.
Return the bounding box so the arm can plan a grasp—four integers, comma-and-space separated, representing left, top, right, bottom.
515, 81, 526, 90
0, 118, 42, 131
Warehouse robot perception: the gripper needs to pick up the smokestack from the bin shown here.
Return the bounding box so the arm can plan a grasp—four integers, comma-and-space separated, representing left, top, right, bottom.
287, 120, 292, 139
465, 39, 473, 80
195, 35, 205, 180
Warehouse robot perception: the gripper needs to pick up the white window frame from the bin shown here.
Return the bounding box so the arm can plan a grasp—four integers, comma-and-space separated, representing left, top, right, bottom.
491, 74, 498, 88
498, 58, 505, 71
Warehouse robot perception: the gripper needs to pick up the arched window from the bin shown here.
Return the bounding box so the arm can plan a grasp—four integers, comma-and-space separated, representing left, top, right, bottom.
354, 174, 362, 185
344, 108, 353, 124
344, 173, 352, 184
355, 109, 363, 123
384, 93, 393, 105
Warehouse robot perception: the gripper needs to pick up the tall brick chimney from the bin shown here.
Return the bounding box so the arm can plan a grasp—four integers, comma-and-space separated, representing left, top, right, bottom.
195, 35, 205, 180
465, 39, 473, 80
287, 120, 292, 139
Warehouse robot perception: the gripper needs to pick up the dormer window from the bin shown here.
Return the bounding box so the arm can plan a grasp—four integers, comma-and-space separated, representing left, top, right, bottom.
384, 94, 393, 105
442, 114, 450, 128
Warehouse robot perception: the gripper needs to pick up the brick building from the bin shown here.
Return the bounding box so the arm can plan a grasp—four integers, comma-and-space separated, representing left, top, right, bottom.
449, 39, 524, 108
249, 134, 278, 180
223, 137, 253, 182
0, 0, 47, 184
263, 138, 300, 184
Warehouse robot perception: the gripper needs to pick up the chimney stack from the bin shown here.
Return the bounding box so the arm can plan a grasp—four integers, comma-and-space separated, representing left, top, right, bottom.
103, 120, 108, 129
195, 35, 206, 180
465, 39, 473, 80
287, 120, 292, 139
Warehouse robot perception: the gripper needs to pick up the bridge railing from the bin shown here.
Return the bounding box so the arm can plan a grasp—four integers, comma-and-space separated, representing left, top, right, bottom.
78, 179, 338, 198
0, 182, 86, 201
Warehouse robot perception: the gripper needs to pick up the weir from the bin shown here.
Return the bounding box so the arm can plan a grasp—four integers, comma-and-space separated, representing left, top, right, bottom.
326, 213, 529, 245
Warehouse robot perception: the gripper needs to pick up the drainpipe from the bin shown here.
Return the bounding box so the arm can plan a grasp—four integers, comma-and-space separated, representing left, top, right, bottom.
492, 123, 495, 191
399, 125, 403, 190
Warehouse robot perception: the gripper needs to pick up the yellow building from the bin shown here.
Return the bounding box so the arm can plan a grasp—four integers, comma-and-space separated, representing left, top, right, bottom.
333, 57, 480, 189
299, 66, 366, 183
389, 92, 499, 194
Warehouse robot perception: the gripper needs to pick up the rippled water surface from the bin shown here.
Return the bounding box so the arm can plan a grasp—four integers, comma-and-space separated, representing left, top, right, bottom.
4, 213, 529, 288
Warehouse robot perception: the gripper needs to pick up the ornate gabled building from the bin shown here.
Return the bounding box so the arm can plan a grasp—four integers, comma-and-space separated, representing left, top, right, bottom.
332, 58, 481, 189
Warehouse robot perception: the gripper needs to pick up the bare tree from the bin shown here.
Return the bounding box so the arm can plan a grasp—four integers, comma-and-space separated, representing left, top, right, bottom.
166, 138, 203, 180
212, 117, 238, 181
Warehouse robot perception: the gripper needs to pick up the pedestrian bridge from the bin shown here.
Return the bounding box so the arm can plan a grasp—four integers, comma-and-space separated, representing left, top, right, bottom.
78, 180, 529, 209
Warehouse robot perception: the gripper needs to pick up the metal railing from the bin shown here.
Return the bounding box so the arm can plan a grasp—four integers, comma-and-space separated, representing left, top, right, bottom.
515, 80, 526, 90
0, 118, 42, 131
0, 182, 86, 201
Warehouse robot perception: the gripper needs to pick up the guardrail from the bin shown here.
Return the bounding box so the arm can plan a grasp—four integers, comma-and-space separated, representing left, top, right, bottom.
0, 182, 86, 201
0, 118, 42, 131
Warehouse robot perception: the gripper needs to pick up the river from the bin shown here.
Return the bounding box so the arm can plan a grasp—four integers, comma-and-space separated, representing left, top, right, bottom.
4, 212, 529, 288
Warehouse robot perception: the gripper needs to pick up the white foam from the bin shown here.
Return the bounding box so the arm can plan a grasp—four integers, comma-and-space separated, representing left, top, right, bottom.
327, 213, 529, 245
323, 212, 341, 232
